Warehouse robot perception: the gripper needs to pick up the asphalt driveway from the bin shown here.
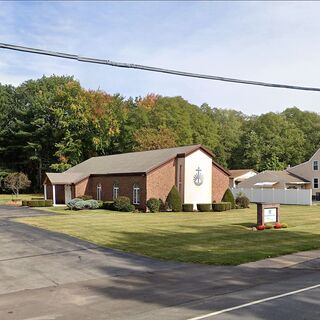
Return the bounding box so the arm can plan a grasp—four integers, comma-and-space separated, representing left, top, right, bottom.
0, 206, 319, 320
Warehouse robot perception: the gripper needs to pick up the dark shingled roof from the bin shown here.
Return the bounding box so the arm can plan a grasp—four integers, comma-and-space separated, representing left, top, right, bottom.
46, 144, 218, 184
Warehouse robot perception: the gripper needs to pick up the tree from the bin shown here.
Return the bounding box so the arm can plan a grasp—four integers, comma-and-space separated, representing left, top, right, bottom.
133, 127, 177, 151
4, 172, 31, 197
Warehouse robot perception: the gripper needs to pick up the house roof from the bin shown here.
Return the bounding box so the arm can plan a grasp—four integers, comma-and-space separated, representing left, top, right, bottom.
237, 170, 310, 188
45, 144, 224, 184
229, 169, 257, 178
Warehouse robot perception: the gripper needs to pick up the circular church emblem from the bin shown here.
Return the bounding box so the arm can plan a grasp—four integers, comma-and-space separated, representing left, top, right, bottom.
193, 166, 204, 186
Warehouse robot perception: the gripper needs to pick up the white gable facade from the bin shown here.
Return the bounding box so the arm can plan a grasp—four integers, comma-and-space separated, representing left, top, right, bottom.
177, 149, 212, 209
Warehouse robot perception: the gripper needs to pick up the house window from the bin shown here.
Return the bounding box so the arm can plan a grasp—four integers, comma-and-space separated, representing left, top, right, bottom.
313, 160, 319, 171
133, 184, 140, 205
113, 182, 119, 200
178, 164, 182, 192
313, 178, 319, 189
96, 183, 102, 200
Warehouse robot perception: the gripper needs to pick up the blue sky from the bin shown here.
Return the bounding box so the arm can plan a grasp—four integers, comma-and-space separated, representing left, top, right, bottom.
1, 1, 320, 114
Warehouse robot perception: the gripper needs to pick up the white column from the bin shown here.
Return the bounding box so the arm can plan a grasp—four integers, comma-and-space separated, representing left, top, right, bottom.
52, 184, 56, 206
44, 184, 47, 200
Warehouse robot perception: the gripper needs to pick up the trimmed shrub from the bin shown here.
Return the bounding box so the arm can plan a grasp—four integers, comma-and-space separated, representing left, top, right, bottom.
212, 202, 231, 212
183, 203, 194, 212
146, 198, 161, 212
84, 199, 100, 209
66, 199, 100, 210
22, 199, 53, 207
281, 223, 288, 228
102, 201, 115, 210
166, 186, 182, 212
78, 194, 93, 200
114, 196, 135, 212
222, 189, 235, 209
257, 225, 265, 231
197, 203, 212, 212
67, 198, 82, 210
235, 194, 250, 209
264, 223, 273, 229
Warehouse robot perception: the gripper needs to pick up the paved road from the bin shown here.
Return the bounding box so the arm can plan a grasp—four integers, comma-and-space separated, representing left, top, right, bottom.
0, 206, 319, 320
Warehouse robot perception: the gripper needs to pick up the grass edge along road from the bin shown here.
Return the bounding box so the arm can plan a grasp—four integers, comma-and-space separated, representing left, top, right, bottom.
15, 204, 320, 265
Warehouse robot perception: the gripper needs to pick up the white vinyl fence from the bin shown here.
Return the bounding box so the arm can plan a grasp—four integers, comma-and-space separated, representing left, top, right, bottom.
231, 188, 312, 205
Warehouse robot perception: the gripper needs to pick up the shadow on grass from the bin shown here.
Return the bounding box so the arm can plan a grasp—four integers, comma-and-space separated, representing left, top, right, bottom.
84, 227, 320, 318
99, 225, 320, 266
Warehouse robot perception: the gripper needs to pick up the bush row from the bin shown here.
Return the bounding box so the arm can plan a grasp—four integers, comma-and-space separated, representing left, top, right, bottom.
22, 200, 53, 207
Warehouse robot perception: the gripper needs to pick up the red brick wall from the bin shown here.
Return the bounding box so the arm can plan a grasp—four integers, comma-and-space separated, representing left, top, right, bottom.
146, 159, 176, 203
212, 165, 230, 202
74, 177, 89, 197
78, 174, 147, 209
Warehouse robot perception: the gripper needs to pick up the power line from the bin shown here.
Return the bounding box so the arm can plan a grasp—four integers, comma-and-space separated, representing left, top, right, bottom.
1, 42, 320, 92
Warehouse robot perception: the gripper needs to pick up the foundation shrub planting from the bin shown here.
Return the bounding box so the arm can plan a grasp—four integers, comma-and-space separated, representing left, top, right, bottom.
197, 203, 212, 212
182, 204, 194, 212
114, 196, 135, 212
166, 186, 182, 212
146, 198, 161, 212
212, 202, 231, 212
222, 189, 235, 209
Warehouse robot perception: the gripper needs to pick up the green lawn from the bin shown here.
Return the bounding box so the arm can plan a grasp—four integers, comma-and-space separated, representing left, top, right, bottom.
0, 193, 43, 205
16, 205, 320, 265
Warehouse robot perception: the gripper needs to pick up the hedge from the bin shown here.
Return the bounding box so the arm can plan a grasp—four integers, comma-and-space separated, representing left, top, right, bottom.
183, 203, 194, 212
197, 203, 212, 212
212, 202, 231, 212
22, 199, 53, 207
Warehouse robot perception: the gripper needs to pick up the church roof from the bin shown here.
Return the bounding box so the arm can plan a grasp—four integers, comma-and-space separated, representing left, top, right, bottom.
45, 144, 218, 184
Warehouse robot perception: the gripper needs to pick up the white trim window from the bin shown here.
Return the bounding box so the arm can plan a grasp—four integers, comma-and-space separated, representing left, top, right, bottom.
313, 178, 319, 189
96, 183, 102, 200
133, 184, 140, 205
313, 160, 319, 171
113, 182, 119, 200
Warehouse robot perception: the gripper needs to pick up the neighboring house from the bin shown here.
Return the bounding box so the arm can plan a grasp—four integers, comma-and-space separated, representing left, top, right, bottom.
229, 169, 257, 188
237, 170, 311, 190
288, 148, 320, 200
44, 144, 230, 210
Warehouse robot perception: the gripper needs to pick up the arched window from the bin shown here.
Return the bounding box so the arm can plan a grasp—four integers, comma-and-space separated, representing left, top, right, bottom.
113, 182, 119, 200
133, 184, 140, 205
96, 183, 102, 200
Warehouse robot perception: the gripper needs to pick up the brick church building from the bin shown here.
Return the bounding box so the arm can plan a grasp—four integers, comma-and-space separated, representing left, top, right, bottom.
44, 145, 230, 210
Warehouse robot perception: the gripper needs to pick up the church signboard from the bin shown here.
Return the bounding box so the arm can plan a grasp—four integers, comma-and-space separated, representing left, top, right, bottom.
257, 203, 280, 225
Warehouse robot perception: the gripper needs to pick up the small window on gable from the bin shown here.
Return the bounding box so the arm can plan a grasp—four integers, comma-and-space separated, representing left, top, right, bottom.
96, 183, 102, 200
313, 178, 319, 189
313, 160, 319, 171
133, 184, 140, 205
113, 182, 119, 200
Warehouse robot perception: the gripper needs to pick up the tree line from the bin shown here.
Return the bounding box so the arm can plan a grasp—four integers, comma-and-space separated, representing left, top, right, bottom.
0, 75, 319, 191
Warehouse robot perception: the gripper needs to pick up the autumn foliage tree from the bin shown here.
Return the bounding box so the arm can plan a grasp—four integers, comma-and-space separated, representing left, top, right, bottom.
4, 172, 31, 197
133, 127, 177, 151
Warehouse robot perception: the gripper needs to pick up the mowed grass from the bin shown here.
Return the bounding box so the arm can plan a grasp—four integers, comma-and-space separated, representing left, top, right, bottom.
16, 205, 320, 265
0, 194, 43, 204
